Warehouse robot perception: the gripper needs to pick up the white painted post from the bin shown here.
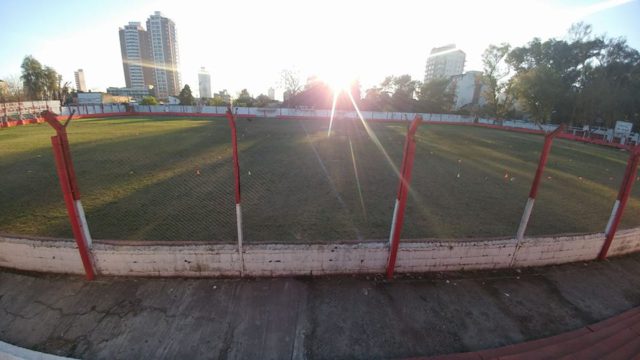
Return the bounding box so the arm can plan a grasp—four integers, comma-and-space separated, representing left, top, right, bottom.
605, 200, 620, 236
236, 203, 245, 276
516, 197, 535, 241
74, 200, 93, 248
388, 199, 399, 246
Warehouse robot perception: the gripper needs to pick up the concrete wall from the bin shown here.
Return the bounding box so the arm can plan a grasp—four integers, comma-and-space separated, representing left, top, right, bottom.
2, 228, 639, 277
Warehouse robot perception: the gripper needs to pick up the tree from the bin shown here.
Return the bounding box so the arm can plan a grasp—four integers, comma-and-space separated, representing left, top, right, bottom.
254, 94, 274, 107
0, 75, 24, 102
417, 79, 455, 113
42, 66, 59, 100
140, 96, 159, 105
178, 84, 195, 105
280, 69, 302, 103
21, 56, 46, 100
207, 97, 227, 106
19, 56, 64, 101
511, 66, 564, 123
481, 43, 512, 119
57, 76, 72, 103
234, 89, 254, 107
368, 75, 419, 111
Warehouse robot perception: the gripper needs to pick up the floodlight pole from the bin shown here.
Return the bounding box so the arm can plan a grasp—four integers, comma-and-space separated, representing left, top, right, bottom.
42, 110, 95, 280
515, 124, 564, 242
599, 146, 640, 260
225, 106, 245, 276
386, 115, 422, 279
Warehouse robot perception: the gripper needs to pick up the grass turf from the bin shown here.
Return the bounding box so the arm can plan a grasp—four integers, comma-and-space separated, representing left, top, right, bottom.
1, 116, 639, 243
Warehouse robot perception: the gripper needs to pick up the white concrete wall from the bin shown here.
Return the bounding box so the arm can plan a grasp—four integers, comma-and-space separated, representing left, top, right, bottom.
1, 228, 639, 278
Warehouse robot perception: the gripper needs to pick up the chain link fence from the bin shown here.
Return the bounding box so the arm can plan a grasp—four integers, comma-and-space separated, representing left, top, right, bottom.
2, 115, 640, 245
65, 117, 236, 242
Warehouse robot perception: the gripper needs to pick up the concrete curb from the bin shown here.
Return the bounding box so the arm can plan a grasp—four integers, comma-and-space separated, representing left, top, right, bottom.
0, 341, 77, 360
1, 227, 639, 278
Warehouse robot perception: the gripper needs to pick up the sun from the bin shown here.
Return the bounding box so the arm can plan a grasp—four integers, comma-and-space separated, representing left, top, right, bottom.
320, 69, 355, 93
325, 76, 351, 93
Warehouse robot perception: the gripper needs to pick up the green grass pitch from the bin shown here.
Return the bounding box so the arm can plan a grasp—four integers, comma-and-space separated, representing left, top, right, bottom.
1, 116, 639, 243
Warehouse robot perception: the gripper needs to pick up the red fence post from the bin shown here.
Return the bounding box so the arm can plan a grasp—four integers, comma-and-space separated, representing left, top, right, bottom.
225, 106, 245, 275
598, 146, 640, 260
42, 110, 95, 280
386, 115, 422, 279
515, 125, 564, 241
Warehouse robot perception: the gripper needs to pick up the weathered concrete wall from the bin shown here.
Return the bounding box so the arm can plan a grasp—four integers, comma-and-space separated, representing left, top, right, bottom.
1, 228, 639, 277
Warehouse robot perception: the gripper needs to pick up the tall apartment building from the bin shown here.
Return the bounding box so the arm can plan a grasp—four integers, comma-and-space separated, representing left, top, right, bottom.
118, 13, 181, 99
74, 69, 87, 92
198, 67, 211, 98
146, 11, 181, 99
424, 44, 466, 83
119, 22, 154, 90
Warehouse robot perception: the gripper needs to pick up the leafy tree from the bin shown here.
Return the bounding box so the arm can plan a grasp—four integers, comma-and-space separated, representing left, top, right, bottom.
417, 79, 455, 113
140, 96, 159, 105
511, 66, 564, 123
21, 56, 46, 100
503, 23, 640, 126
234, 89, 254, 107
42, 66, 59, 100
361, 86, 391, 111
254, 94, 274, 107
370, 75, 419, 111
207, 97, 227, 106
19, 56, 64, 101
178, 84, 195, 105
481, 43, 512, 119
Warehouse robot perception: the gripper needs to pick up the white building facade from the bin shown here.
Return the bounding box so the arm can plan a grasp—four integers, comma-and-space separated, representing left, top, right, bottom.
119, 22, 154, 90
424, 44, 466, 83
146, 11, 181, 99
198, 67, 211, 98
449, 71, 486, 110
74, 69, 87, 92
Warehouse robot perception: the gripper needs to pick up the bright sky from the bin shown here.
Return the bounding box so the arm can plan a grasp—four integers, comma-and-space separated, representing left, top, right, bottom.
0, 0, 638, 99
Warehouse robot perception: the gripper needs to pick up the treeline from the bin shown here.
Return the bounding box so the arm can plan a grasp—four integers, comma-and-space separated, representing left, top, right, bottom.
0, 56, 72, 103
279, 23, 639, 128
4, 23, 637, 128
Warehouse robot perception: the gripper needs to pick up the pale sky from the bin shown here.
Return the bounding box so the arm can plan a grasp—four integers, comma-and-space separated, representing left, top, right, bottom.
1, 0, 638, 99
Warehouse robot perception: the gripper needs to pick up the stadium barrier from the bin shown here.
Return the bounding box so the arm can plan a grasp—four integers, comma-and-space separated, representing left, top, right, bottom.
2, 107, 640, 279
3, 102, 637, 149
2, 228, 640, 277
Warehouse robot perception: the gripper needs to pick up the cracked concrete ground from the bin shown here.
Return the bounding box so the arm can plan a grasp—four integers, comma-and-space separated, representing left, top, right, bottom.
2, 253, 640, 359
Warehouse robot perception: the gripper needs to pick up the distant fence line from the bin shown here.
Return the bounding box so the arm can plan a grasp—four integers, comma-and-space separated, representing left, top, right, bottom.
59, 104, 639, 147
1, 101, 61, 120
1, 101, 636, 147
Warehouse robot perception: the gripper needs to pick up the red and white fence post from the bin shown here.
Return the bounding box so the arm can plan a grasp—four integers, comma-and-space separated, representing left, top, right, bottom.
515, 125, 564, 242
599, 146, 640, 260
225, 107, 245, 275
42, 110, 95, 280
386, 115, 423, 279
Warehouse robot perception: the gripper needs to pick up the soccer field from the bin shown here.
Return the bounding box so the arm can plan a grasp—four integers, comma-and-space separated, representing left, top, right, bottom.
1, 116, 639, 243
